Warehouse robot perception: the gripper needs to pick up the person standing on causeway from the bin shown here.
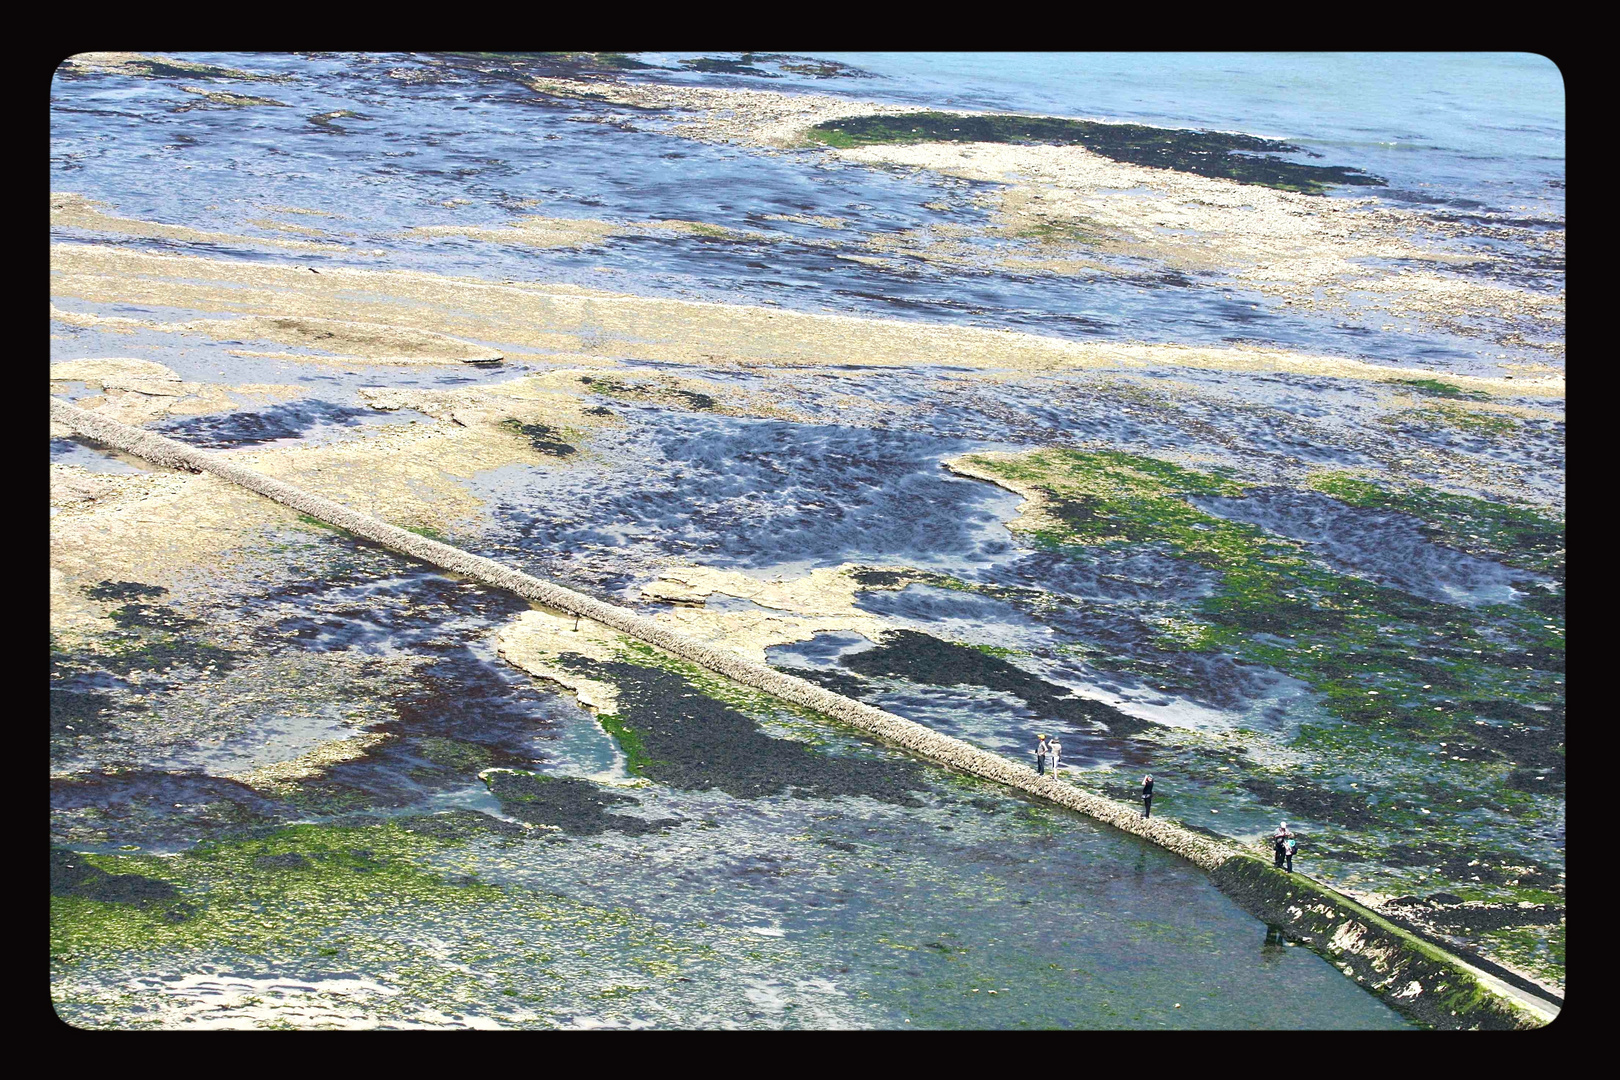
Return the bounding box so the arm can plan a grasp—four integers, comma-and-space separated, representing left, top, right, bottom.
1142, 774, 1154, 818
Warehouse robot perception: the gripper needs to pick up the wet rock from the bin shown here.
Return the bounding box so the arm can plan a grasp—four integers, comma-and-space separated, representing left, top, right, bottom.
160, 400, 391, 449
1423, 902, 1563, 934
253, 852, 310, 870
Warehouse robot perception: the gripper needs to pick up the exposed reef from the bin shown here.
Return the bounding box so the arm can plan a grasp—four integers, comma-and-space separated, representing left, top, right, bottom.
808, 112, 1386, 195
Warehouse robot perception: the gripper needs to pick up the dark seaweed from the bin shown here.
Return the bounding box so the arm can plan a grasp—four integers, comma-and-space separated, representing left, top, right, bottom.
562, 655, 928, 805
840, 630, 1156, 736
482, 771, 678, 836
398, 809, 530, 841
84, 581, 167, 603
808, 112, 1386, 195
1239, 776, 1374, 829
500, 418, 576, 457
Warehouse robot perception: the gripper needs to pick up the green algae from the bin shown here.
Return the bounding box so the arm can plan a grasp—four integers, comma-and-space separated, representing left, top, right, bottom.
597, 712, 659, 776
957, 449, 1563, 983
414, 736, 493, 772
50, 821, 500, 963
64, 583, 245, 678
52, 817, 730, 1027
1388, 404, 1519, 439
295, 512, 358, 540
806, 112, 1386, 195
1389, 378, 1490, 401
960, 451, 1561, 738
1305, 473, 1563, 580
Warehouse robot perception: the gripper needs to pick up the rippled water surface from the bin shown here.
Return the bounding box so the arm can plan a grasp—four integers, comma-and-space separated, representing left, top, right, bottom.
51, 52, 1562, 1027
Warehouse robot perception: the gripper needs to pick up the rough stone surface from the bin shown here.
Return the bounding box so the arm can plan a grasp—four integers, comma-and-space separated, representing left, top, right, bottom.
1212, 856, 1546, 1030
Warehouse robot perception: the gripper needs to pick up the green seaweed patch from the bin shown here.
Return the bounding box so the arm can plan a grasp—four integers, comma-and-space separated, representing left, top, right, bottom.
1389, 378, 1491, 401
1392, 405, 1518, 439
61, 616, 243, 679
961, 450, 1563, 886
51, 848, 194, 923
598, 712, 659, 776
806, 112, 1386, 194
970, 643, 1020, 658
500, 418, 577, 457
413, 736, 494, 773
964, 452, 1562, 734
295, 512, 358, 540
481, 770, 678, 836
1009, 214, 1107, 245
1307, 473, 1563, 583
50, 821, 498, 963
397, 808, 530, 841
1479, 922, 1564, 987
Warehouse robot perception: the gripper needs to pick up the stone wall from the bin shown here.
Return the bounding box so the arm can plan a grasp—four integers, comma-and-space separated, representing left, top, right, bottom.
50, 397, 1549, 1029
1212, 855, 1544, 1030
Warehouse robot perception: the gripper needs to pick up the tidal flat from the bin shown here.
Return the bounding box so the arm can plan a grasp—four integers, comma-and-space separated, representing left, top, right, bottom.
51, 52, 1562, 1027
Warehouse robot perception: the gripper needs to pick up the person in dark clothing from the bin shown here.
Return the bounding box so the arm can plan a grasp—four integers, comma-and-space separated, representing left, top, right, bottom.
1035, 735, 1049, 776
1141, 774, 1154, 818
1272, 822, 1293, 868
1284, 836, 1297, 873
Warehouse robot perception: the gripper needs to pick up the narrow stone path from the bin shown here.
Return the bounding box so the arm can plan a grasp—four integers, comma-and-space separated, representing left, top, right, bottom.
49, 396, 1548, 1028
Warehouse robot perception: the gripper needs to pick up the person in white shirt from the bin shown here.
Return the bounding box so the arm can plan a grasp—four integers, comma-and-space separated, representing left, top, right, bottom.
1048, 737, 1062, 776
